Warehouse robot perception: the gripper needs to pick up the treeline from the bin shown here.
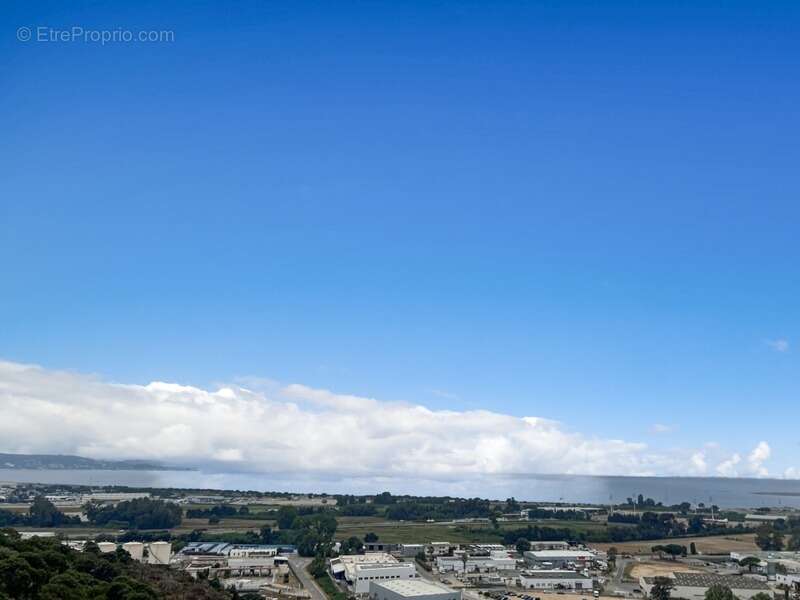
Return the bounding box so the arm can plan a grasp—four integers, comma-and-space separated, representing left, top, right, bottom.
525, 507, 590, 521
338, 504, 379, 516
0, 529, 231, 600
385, 498, 494, 521
502, 513, 748, 545
85, 498, 183, 529
186, 504, 276, 521
755, 517, 800, 551
0, 497, 81, 527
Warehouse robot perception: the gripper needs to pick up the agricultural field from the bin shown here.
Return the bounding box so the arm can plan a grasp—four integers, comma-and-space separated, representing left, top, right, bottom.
335, 518, 609, 544
590, 533, 758, 555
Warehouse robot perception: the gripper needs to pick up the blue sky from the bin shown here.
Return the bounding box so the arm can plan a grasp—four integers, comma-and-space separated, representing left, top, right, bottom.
1, 1, 799, 479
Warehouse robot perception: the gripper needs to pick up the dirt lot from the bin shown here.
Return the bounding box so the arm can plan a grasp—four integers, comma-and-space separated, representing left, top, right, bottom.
626, 561, 703, 579
590, 533, 757, 555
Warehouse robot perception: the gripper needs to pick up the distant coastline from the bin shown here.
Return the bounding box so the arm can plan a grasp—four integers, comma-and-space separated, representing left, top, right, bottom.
0, 453, 193, 472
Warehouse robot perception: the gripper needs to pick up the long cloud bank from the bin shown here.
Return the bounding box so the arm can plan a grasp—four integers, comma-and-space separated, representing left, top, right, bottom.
0, 359, 784, 483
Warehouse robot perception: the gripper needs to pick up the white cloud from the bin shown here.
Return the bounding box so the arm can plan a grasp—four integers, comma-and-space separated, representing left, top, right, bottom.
716, 453, 742, 477
688, 451, 707, 475
0, 360, 778, 489
766, 339, 790, 352
747, 441, 771, 476
784, 467, 800, 479
714, 442, 771, 478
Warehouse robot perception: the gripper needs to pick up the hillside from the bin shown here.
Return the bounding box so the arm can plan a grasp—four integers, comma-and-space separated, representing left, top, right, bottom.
0, 453, 189, 471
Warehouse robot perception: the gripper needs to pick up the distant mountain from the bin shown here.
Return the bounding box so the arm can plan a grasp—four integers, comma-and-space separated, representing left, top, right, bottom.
0, 453, 191, 471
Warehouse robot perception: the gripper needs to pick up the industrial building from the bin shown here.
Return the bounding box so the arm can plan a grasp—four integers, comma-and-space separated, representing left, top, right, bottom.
331, 553, 421, 595
435, 552, 516, 573
96, 540, 172, 565
428, 542, 452, 556
398, 544, 426, 557
369, 579, 461, 600
640, 573, 771, 600
523, 549, 597, 568
175, 543, 290, 581
529, 541, 571, 552
518, 570, 594, 590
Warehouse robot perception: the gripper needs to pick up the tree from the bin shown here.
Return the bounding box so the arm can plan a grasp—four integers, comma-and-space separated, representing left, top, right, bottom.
506, 497, 521, 512
294, 513, 338, 556
651, 544, 685, 560
260, 525, 274, 543
308, 553, 328, 578
374, 492, 395, 505
772, 531, 785, 551
755, 525, 773, 550
84, 498, 181, 529
607, 547, 618, 562
277, 506, 298, 530
751, 593, 772, 600
704, 584, 736, 600
0, 556, 38, 599
739, 557, 761, 573
340, 536, 364, 555
364, 532, 378, 543
650, 577, 674, 600
515, 538, 531, 555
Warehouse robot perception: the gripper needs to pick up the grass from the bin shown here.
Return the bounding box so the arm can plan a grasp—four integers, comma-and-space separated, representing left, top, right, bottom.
312, 571, 347, 600
335, 519, 606, 544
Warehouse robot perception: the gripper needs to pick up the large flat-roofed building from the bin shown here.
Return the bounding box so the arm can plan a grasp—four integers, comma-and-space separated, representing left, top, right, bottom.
369, 579, 460, 600
518, 570, 593, 590
331, 553, 419, 595
398, 544, 425, 557
435, 554, 516, 573
428, 543, 452, 556
640, 573, 771, 600
529, 541, 571, 552
524, 549, 596, 568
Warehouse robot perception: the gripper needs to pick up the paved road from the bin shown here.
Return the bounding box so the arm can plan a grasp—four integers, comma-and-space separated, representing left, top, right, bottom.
289, 556, 327, 600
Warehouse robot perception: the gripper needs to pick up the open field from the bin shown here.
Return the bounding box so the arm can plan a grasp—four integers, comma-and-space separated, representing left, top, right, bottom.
335, 518, 609, 544
590, 533, 758, 555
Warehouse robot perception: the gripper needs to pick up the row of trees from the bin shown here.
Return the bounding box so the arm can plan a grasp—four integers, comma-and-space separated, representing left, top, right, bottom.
0, 497, 82, 528
754, 518, 800, 551
85, 498, 183, 530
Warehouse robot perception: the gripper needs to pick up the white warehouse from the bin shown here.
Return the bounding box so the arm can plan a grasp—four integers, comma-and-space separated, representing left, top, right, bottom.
523, 549, 596, 568
331, 553, 420, 595
370, 579, 461, 600
518, 570, 593, 591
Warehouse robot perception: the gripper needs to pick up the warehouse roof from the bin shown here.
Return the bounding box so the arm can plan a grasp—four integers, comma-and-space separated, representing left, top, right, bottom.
372, 579, 456, 597
526, 550, 595, 558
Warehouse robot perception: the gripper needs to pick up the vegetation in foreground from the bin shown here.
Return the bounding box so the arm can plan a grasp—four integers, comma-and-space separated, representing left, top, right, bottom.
0, 528, 229, 600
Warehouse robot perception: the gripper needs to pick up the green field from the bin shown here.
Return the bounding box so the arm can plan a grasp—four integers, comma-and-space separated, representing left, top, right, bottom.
335, 518, 610, 544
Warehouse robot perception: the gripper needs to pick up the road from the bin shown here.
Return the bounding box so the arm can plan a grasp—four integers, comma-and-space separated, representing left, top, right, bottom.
288, 556, 327, 600
604, 557, 641, 597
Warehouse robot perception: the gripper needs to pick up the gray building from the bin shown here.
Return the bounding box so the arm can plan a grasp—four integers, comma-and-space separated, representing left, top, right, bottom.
370, 579, 461, 600
518, 570, 593, 590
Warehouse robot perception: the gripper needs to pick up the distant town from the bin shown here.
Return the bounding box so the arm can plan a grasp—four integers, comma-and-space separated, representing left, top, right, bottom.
2, 482, 799, 600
